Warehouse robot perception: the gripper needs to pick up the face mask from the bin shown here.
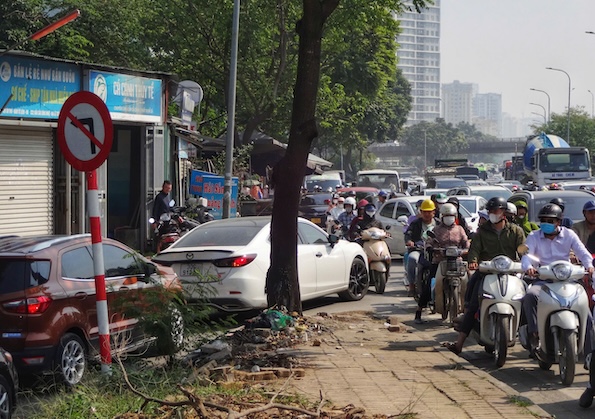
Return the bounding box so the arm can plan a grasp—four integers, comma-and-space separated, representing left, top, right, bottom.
489, 213, 501, 224
517, 215, 525, 220
442, 215, 455, 226
365, 210, 376, 217
540, 222, 557, 234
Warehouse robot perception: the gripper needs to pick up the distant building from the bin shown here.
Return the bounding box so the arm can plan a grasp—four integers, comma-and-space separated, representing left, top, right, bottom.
441, 80, 476, 125
396, 0, 441, 125
502, 113, 533, 138
473, 93, 502, 137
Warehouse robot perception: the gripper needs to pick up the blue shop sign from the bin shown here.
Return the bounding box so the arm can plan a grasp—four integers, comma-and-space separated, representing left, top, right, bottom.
88, 70, 162, 123
189, 170, 238, 219
0, 56, 80, 119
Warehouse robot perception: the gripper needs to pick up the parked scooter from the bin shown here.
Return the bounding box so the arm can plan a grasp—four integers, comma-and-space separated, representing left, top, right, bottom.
518, 260, 590, 385
150, 200, 201, 253
360, 226, 391, 294
185, 197, 214, 224
433, 246, 468, 324
470, 255, 526, 367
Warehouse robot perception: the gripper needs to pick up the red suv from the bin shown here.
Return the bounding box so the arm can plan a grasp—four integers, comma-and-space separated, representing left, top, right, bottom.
0, 234, 181, 386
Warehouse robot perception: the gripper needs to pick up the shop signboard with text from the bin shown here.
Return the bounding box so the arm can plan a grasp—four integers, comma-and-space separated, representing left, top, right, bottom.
0, 55, 80, 119
88, 70, 162, 123
189, 170, 238, 219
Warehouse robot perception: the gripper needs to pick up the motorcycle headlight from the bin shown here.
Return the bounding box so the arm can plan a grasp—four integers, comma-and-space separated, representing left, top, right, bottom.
492, 256, 513, 271
369, 232, 382, 240
551, 263, 572, 281
445, 247, 459, 257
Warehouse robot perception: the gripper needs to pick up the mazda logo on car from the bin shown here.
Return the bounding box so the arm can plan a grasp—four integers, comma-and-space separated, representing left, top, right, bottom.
186, 253, 194, 260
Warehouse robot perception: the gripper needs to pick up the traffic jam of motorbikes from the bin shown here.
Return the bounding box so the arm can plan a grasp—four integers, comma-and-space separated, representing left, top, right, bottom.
302, 159, 595, 410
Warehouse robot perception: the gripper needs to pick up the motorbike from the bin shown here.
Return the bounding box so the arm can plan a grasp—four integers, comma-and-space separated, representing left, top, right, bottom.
518, 260, 590, 385
360, 226, 391, 294
470, 255, 526, 368
407, 239, 433, 305
432, 246, 468, 324
185, 197, 214, 224
150, 201, 201, 253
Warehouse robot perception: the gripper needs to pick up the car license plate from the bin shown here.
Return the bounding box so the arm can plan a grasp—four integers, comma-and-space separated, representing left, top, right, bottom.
178, 263, 219, 282
311, 217, 321, 224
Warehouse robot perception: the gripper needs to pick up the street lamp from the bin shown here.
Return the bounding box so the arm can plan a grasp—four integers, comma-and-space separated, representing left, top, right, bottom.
529, 102, 547, 123
531, 112, 546, 124
529, 88, 551, 123
589, 90, 594, 118
546, 67, 571, 142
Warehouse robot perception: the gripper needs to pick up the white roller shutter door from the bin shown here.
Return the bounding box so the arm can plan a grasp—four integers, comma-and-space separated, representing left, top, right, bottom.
0, 126, 53, 236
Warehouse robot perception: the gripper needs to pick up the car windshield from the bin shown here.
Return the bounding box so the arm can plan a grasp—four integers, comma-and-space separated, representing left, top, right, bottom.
539, 152, 590, 173
436, 178, 466, 188
300, 194, 332, 206
174, 224, 263, 247
530, 195, 593, 222
472, 188, 512, 200
356, 174, 398, 188
458, 200, 477, 214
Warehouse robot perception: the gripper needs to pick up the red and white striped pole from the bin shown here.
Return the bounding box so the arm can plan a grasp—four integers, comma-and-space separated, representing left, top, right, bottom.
87, 170, 111, 372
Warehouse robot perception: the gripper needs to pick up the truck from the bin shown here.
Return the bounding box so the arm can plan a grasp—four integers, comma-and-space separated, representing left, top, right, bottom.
522, 133, 591, 186
503, 156, 524, 181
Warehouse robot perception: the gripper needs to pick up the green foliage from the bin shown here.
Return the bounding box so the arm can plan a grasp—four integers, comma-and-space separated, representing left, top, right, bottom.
399, 119, 468, 171
531, 106, 595, 151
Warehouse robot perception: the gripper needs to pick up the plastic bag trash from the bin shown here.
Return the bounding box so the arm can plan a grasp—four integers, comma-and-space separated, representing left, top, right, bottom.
265, 310, 295, 331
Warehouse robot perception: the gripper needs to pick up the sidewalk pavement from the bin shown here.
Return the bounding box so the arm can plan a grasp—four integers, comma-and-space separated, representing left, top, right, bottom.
287, 310, 553, 419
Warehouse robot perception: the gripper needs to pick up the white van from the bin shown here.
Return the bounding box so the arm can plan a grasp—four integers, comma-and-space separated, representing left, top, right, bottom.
356, 169, 400, 193
304, 172, 344, 192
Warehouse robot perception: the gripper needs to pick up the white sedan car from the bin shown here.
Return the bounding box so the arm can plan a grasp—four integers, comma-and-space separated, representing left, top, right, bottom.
152, 217, 370, 311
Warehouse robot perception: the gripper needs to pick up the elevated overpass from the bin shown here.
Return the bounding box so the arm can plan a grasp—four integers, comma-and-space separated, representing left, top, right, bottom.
368, 137, 526, 158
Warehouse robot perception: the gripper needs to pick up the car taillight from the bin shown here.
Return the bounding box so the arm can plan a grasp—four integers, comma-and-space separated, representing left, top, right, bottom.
213, 254, 257, 268
3, 295, 52, 314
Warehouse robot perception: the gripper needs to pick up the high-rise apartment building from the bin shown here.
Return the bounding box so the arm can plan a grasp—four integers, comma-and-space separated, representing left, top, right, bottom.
473, 93, 502, 137
396, 0, 441, 125
441, 80, 475, 125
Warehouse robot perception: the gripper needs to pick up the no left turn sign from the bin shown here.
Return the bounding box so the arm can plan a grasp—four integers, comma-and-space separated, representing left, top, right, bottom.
57, 91, 113, 172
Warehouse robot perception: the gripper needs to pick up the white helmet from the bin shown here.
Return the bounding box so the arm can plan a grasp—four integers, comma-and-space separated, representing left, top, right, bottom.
506, 202, 517, 215
439, 203, 457, 217
344, 197, 356, 207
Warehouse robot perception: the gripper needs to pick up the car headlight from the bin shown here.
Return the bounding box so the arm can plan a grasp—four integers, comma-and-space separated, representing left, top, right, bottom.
492, 256, 513, 271
551, 263, 572, 281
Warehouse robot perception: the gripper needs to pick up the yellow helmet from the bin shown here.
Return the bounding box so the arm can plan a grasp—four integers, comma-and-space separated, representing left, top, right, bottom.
419, 199, 436, 211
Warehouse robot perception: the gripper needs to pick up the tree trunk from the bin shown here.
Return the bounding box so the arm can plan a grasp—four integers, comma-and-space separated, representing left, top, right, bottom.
265, 0, 339, 314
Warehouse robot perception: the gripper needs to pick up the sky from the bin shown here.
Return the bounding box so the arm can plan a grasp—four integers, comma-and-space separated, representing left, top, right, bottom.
440, 0, 595, 123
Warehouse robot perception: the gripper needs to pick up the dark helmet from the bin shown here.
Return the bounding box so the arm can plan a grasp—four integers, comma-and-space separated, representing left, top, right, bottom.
538, 203, 563, 220
447, 196, 460, 207
549, 198, 565, 211
485, 196, 508, 211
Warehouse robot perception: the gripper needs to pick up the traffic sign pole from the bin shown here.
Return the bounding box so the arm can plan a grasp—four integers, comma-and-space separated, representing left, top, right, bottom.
58, 91, 114, 374
86, 170, 111, 372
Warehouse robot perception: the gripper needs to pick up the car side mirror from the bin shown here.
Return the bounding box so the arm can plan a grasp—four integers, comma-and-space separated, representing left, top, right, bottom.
328, 234, 339, 246
143, 263, 157, 280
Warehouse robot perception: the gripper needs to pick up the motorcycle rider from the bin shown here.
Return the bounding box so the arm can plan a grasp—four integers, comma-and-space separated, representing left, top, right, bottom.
513, 200, 539, 236
152, 180, 172, 223
572, 200, 595, 248
505, 202, 517, 223
349, 202, 383, 242
417, 203, 470, 324
520, 204, 594, 357
446, 196, 471, 236
337, 197, 357, 237
446, 196, 525, 354
377, 190, 388, 208
405, 199, 438, 298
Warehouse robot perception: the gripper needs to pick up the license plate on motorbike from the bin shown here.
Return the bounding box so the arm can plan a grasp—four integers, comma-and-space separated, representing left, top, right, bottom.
311, 217, 321, 225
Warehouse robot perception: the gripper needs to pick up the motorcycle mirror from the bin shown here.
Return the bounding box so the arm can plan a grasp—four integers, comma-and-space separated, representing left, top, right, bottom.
384, 225, 391, 231
426, 230, 436, 238
396, 215, 408, 225
148, 217, 156, 224
517, 244, 529, 255
169, 199, 176, 207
